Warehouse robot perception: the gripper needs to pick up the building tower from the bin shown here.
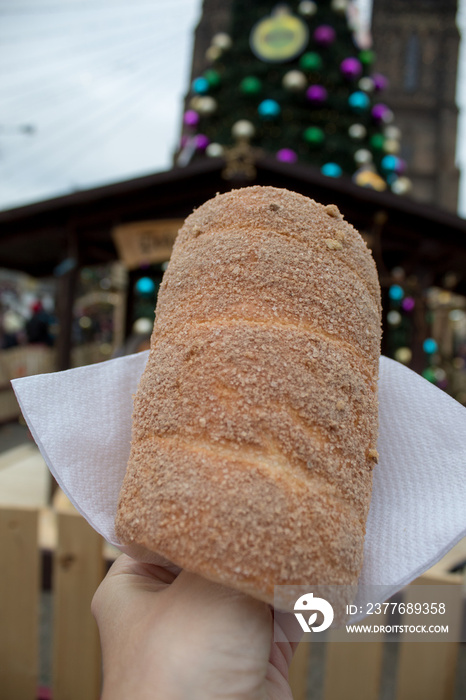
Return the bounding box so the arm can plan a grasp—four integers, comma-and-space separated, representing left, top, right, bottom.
371, 0, 460, 212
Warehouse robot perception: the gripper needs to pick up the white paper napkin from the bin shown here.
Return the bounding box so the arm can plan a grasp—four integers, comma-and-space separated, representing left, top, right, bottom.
11, 353, 466, 598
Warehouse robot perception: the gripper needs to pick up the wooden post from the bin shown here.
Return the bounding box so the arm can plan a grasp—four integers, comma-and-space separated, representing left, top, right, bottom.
0, 507, 40, 700
395, 574, 462, 700
55, 227, 79, 372
323, 609, 385, 700
52, 512, 104, 700
288, 640, 311, 700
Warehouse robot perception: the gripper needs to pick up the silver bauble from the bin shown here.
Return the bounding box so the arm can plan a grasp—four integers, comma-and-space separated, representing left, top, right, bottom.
232, 119, 255, 139
298, 1, 317, 17
354, 148, 373, 165
206, 143, 224, 158
282, 70, 307, 91
348, 123, 366, 139
212, 33, 232, 50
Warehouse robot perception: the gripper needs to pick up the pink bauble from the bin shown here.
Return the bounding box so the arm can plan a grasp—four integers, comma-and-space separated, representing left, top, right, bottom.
183, 109, 199, 127
276, 148, 298, 163
306, 84, 328, 103
313, 25, 336, 46
195, 133, 210, 150
340, 57, 363, 79
372, 73, 388, 91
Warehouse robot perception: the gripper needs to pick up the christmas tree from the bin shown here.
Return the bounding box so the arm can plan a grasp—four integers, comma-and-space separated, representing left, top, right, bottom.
177, 0, 411, 195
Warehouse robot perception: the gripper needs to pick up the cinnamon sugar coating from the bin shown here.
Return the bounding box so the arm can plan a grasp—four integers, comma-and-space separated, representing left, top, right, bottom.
115, 186, 382, 608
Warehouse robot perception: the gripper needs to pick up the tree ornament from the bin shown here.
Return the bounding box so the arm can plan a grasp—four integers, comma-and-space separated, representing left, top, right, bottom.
348, 91, 370, 112
381, 108, 394, 124
283, 70, 307, 91
212, 33, 232, 51
314, 25, 336, 47
402, 297, 415, 312
358, 77, 374, 92
384, 125, 401, 140
240, 76, 262, 95
371, 103, 390, 122
354, 148, 372, 165
232, 119, 255, 139
204, 69, 221, 88
372, 73, 388, 91
300, 51, 322, 71
258, 99, 281, 119
192, 77, 210, 95
359, 49, 375, 65
195, 134, 210, 151
135, 277, 155, 295
389, 284, 404, 301
340, 57, 363, 80
195, 96, 217, 116
183, 110, 199, 127
189, 96, 203, 110
321, 162, 342, 177
423, 338, 438, 355
276, 148, 298, 163
206, 45, 222, 62
206, 143, 224, 158
306, 84, 328, 103
298, 0, 317, 17
354, 168, 387, 191
370, 133, 385, 150
331, 0, 349, 13
348, 123, 366, 139
303, 126, 325, 145
391, 176, 412, 195
383, 139, 400, 155
387, 310, 402, 326
381, 154, 399, 172
395, 347, 412, 364
395, 158, 407, 174
250, 7, 309, 63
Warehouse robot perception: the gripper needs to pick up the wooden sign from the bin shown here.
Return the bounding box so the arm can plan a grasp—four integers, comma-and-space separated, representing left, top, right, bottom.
112, 219, 183, 269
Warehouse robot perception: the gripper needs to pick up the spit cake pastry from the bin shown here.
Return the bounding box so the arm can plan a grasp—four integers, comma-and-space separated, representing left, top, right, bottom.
115, 185, 381, 608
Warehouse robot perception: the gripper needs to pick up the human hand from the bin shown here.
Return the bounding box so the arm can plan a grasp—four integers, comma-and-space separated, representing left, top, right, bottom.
92, 554, 299, 700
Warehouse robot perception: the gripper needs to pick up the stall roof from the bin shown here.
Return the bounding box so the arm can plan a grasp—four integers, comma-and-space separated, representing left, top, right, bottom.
0, 156, 465, 287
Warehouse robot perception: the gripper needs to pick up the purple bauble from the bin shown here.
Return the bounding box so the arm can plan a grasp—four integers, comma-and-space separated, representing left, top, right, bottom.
183, 109, 199, 127
395, 158, 407, 174
340, 57, 363, 79
401, 297, 415, 312
313, 24, 336, 46
276, 148, 298, 163
306, 84, 328, 103
195, 133, 210, 150
371, 103, 390, 122
372, 73, 388, 91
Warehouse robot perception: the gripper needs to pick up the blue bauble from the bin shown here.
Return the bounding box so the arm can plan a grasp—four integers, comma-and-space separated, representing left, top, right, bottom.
192, 77, 210, 95
321, 162, 342, 178
388, 284, 404, 301
381, 154, 399, 172
258, 99, 281, 119
135, 277, 155, 295
348, 91, 370, 112
423, 338, 438, 354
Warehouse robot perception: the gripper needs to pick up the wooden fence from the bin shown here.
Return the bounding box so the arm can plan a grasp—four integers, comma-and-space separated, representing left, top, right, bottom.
0, 504, 464, 700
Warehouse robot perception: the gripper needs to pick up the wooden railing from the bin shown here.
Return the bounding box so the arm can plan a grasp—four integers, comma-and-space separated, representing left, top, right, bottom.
0, 503, 464, 700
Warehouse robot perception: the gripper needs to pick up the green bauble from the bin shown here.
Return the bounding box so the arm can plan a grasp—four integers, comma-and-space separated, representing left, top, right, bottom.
240, 75, 262, 95
359, 49, 376, 65
299, 52, 322, 72
370, 133, 386, 150
204, 69, 221, 88
303, 126, 325, 145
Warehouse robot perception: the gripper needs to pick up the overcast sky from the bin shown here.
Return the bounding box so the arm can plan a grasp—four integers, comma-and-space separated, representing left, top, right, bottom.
1, 0, 466, 216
